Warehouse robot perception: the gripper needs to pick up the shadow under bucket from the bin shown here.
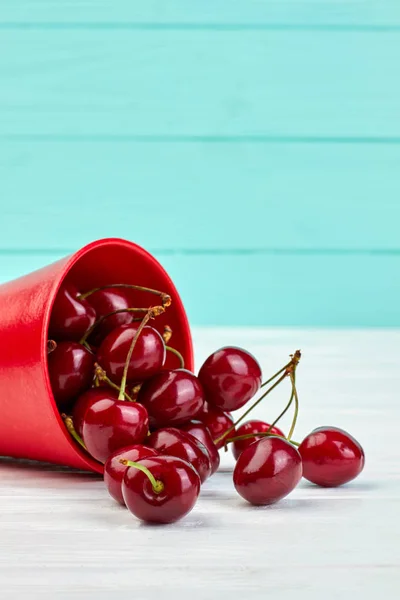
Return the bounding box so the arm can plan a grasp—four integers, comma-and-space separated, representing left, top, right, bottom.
0, 238, 194, 474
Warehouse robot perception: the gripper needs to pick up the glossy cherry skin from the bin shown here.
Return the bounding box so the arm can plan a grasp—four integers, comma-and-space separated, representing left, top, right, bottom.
81, 397, 149, 463
47, 342, 94, 411
104, 444, 159, 505
298, 426, 365, 487
49, 283, 96, 342
197, 402, 235, 449
198, 346, 262, 411
137, 369, 204, 429
232, 420, 285, 461
180, 421, 220, 475
86, 288, 134, 346
234, 436, 302, 505
72, 388, 119, 437
122, 455, 201, 524
97, 324, 166, 384
147, 428, 212, 483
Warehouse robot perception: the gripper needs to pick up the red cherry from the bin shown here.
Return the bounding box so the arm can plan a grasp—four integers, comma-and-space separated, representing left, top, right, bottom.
47, 342, 94, 411
234, 436, 302, 505
137, 369, 204, 428
72, 388, 119, 437
97, 324, 166, 384
299, 426, 365, 487
49, 283, 96, 341
122, 455, 201, 524
147, 427, 212, 483
198, 402, 235, 449
232, 420, 285, 461
198, 346, 262, 411
180, 421, 220, 475
86, 288, 134, 346
104, 445, 159, 505
81, 397, 149, 463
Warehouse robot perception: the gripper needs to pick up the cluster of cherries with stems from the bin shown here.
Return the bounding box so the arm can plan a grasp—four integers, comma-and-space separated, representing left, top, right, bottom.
47, 281, 365, 525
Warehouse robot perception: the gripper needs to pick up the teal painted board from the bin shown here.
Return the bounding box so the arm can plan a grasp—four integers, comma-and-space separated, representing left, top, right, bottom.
0, 1, 398, 327
0, 142, 399, 251
1, 1, 400, 26
0, 250, 399, 326
0, 30, 399, 137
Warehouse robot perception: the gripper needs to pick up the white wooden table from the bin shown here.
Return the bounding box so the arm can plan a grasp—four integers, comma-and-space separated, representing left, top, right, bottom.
0, 328, 398, 599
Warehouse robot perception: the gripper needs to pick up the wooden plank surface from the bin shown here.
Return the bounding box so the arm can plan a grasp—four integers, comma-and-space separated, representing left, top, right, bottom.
0, 327, 397, 599
1, 142, 399, 252
1, 1, 400, 26
0, 29, 399, 138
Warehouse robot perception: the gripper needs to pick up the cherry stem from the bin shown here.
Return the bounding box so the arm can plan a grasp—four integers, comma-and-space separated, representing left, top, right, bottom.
162, 325, 173, 344
225, 431, 300, 448
260, 351, 301, 388
118, 306, 164, 401
120, 459, 164, 494
93, 363, 133, 402
287, 372, 299, 441
266, 389, 294, 436
78, 284, 172, 309
62, 415, 88, 452
80, 307, 154, 344
165, 345, 185, 368
47, 340, 57, 354
131, 383, 142, 397
214, 350, 301, 446
81, 340, 95, 354
236, 366, 299, 445
260, 363, 289, 388
213, 372, 287, 446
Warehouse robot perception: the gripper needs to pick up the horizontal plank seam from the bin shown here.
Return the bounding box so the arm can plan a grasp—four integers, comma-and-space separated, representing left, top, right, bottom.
2, 135, 400, 145
0, 23, 400, 32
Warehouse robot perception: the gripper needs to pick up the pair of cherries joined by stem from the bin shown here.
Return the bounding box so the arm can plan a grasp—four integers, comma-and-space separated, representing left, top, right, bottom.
226, 352, 364, 503
231, 423, 364, 505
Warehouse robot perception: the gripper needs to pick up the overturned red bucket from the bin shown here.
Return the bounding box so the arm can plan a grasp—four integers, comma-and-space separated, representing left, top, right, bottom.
0, 238, 194, 473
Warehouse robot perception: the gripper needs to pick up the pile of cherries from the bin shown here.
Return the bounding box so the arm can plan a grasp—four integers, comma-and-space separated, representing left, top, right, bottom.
47, 282, 365, 525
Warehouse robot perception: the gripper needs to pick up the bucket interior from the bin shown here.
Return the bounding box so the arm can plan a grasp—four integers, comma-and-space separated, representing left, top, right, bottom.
43, 238, 193, 471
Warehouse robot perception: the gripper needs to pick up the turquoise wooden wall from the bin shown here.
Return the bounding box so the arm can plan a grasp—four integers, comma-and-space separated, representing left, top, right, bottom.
1, 2, 399, 326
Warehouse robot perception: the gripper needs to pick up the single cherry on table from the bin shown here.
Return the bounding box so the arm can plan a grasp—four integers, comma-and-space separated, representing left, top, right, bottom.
49, 283, 96, 342
122, 455, 201, 524
148, 427, 212, 483
97, 323, 166, 384
298, 426, 365, 487
138, 368, 205, 429
198, 346, 262, 411
234, 436, 302, 505
232, 420, 285, 461
104, 444, 159, 505
47, 341, 94, 411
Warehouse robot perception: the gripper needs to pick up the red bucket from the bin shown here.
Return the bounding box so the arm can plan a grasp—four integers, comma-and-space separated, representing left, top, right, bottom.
0, 238, 194, 474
